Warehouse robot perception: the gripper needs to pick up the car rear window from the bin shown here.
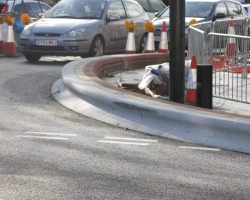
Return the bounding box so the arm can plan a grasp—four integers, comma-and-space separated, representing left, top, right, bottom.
244, 6, 249, 14
124, 1, 144, 18
136, 0, 150, 12
161, 2, 213, 18
12, 2, 50, 17
215, 2, 227, 16
226, 2, 241, 16
108, 1, 126, 19
28, 3, 50, 16
186, 2, 213, 18
13, 3, 32, 16
150, 0, 165, 13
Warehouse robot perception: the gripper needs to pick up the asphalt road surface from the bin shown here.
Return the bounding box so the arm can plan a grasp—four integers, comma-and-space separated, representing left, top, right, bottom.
1, 56, 250, 200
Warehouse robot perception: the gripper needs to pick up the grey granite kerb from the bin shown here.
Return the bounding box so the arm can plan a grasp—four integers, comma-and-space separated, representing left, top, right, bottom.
52, 53, 250, 154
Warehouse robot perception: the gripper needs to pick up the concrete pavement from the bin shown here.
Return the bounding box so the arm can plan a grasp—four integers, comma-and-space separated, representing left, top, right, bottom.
52, 53, 250, 154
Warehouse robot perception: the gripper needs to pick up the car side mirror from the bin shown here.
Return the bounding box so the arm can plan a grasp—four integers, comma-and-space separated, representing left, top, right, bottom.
106, 15, 120, 22
155, 12, 160, 17
38, 13, 45, 18
212, 13, 226, 22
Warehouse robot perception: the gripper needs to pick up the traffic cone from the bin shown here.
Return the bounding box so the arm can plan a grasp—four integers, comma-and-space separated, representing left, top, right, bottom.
225, 16, 237, 57
145, 31, 155, 53
158, 21, 168, 53
125, 26, 136, 54
185, 56, 197, 105
3, 21, 16, 56
0, 17, 4, 53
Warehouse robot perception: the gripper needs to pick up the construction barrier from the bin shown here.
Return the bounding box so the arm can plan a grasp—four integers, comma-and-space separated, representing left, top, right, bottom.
188, 17, 250, 103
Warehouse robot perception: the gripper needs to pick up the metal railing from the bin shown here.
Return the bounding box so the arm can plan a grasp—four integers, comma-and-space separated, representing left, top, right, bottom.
188, 18, 250, 104
207, 33, 250, 103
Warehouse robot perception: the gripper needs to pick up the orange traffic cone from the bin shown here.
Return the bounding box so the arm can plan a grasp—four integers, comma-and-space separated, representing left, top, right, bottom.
185, 56, 197, 105
145, 31, 155, 53
225, 16, 237, 57
125, 26, 136, 54
0, 17, 4, 53
3, 20, 17, 56
158, 21, 168, 53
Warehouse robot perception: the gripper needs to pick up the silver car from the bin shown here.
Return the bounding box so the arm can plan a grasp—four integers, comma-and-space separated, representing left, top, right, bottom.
19, 0, 150, 62
152, 0, 249, 50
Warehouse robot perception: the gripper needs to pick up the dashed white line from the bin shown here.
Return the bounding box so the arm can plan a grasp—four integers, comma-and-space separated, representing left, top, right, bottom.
179, 146, 221, 151
24, 132, 77, 136
97, 140, 150, 145
20, 136, 69, 140
18, 132, 77, 140
104, 137, 158, 142
97, 136, 158, 145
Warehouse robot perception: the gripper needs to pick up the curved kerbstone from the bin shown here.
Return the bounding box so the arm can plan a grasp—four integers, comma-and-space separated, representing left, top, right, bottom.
52, 54, 250, 154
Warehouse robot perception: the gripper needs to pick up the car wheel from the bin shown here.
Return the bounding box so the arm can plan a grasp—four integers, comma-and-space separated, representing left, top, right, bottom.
24, 54, 41, 62
139, 33, 148, 53
89, 36, 104, 57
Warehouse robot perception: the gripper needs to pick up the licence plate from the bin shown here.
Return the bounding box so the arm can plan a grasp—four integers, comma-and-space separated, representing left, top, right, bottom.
35, 39, 57, 46
154, 36, 161, 42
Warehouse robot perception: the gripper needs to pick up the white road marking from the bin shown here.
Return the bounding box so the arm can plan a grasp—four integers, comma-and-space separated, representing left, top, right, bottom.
97, 140, 149, 145
41, 56, 81, 61
179, 146, 221, 151
104, 137, 158, 142
18, 132, 77, 140
24, 132, 77, 137
20, 136, 69, 140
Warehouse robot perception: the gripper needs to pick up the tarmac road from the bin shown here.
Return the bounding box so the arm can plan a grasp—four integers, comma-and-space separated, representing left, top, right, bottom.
1, 55, 250, 199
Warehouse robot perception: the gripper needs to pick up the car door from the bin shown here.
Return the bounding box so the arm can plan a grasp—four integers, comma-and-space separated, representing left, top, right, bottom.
105, 0, 128, 53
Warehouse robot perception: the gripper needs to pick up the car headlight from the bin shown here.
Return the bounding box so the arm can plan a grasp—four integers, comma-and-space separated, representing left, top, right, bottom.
63, 28, 86, 37
22, 27, 33, 36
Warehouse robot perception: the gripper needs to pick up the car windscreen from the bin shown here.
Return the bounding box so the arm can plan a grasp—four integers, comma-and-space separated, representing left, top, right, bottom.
160, 2, 213, 18
44, 0, 106, 19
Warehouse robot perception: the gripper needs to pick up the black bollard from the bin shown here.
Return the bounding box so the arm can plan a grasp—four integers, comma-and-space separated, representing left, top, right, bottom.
197, 65, 213, 109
